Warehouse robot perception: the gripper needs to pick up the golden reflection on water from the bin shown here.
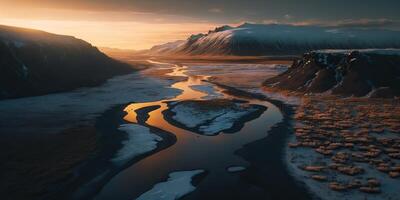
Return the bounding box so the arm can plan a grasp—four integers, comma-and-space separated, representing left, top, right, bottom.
123, 64, 210, 129
96, 61, 284, 199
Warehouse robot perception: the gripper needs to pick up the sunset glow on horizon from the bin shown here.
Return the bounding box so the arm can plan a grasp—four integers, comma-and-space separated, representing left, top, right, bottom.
0, 3, 222, 50
1, 0, 399, 50
0, 18, 221, 50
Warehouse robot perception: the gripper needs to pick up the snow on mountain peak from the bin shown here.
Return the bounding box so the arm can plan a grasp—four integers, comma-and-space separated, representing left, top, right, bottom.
147, 23, 400, 56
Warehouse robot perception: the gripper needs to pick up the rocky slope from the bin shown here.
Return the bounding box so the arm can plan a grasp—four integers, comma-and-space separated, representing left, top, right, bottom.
146, 23, 400, 56
147, 40, 185, 55
0, 25, 133, 99
263, 49, 400, 98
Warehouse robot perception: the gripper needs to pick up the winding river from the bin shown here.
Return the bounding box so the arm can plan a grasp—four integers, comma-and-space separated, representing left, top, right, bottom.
95, 62, 284, 200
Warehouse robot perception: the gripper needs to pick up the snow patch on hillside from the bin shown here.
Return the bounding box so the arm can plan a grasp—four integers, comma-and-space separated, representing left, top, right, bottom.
148, 23, 400, 56
148, 40, 185, 55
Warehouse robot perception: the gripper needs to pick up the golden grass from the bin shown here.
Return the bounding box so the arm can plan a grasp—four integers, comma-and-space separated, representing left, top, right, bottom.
291, 96, 400, 193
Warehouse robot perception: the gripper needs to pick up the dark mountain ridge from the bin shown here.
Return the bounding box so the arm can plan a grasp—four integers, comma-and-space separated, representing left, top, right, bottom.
145, 23, 400, 56
0, 25, 133, 99
263, 49, 400, 98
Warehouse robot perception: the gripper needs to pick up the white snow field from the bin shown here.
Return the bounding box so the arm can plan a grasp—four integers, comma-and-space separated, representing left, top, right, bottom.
112, 124, 162, 165
136, 170, 205, 200
171, 101, 259, 135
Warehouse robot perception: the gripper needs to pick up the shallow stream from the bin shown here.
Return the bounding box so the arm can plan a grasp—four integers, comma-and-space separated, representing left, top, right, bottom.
95, 62, 283, 200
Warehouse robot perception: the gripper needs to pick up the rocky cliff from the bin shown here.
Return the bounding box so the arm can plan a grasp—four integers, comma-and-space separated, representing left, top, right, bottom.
263, 49, 400, 98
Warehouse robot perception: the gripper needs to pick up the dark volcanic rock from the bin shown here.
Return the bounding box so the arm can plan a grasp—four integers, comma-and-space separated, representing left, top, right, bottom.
0, 25, 134, 99
263, 49, 400, 98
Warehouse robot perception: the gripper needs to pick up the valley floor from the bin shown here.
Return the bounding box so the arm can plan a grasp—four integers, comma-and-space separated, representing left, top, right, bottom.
0, 67, 181, 200
1, 57, 398, 200
285, 96, 400, 200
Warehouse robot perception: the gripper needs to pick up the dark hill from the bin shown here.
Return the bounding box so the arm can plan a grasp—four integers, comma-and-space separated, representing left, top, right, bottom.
263, 49, 400, 98
0, 25, 134, 99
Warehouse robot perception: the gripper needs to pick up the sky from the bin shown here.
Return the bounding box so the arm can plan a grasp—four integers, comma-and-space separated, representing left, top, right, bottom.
1, 0, 399, 50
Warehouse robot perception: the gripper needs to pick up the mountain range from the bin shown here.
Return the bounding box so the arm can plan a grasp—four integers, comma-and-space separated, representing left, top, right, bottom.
143, 23, 400, 56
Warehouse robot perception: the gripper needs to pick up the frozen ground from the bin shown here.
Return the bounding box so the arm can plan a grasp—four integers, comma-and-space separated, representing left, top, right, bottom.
111, 124, 162, 165
185, 63, 289, 90
170, 100, 261, 135
227, 166, 246, 173
286, 97, 400, 200
181, 63, 303, 106
136, 170, 205, 200
286, 134, 400, 200
189, 84, 223, 100
0, 70, 181, 134
0, 65, 182, 200
257, 88, 302, 105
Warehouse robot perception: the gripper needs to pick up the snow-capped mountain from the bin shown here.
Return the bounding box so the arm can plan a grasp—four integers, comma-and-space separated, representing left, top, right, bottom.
0, 25, 133, 99
148, 23, 400, 56
263, 49, 400, 98
147, 40, 185, 55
